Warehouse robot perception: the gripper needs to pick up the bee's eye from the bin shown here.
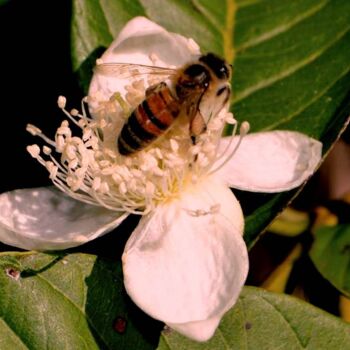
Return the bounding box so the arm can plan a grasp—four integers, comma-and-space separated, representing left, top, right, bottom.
184, 64, 208, 79
183, 64, 210, 88
199, 53, 230, 80
219, 66, 230, 79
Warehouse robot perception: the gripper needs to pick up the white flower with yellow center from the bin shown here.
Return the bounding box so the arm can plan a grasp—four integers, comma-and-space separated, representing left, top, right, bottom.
0, 17, 322, 342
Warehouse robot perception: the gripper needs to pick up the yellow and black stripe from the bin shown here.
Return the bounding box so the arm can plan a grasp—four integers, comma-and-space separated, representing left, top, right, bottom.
118, 85, 180, 155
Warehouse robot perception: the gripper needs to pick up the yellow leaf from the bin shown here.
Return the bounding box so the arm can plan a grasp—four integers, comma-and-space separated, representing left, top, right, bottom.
340, 295, 350, 323
313, 206, 338, 231
262, 244, 302, 293
268, 208, 309, 237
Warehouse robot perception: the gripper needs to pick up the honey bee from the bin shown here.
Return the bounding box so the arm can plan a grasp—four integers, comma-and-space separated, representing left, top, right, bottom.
95, 53, 232, 155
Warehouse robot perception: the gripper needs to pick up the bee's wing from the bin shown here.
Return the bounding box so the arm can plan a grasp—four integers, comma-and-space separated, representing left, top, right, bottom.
94, 62, 178, 79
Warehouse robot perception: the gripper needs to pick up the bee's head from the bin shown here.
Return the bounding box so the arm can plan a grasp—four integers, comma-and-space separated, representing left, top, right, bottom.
176, 53, 232, 101
176, 63, 211, 99
199, 53, 232, 81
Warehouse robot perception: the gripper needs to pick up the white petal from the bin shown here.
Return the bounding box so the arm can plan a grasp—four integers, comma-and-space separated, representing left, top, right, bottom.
215, 131, 322, 192
0, 187, 128, 250
89, 16, 200, 107
167, 316, 221, 342
122, 177, 248, 341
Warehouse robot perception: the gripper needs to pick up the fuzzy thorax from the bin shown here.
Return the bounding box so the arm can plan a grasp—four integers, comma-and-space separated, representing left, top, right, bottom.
26, 85, 249, 215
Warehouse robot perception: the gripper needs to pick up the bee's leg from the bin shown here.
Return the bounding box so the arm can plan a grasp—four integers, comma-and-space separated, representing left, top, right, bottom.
190, 112, 207, 144
145, 81, 167, 97
189, 111, 207, 165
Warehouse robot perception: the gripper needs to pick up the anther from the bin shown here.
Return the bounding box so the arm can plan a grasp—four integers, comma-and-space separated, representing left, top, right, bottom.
240, 121, 250, 135
70, 109, 79, 116
27, 144, 40, 158
170, 139, 179, 152
119, 182, 127, 195
57, 96, 67, 109
145, 182, 155, 196
26, 124, 42, 136
225, 113, 236, 125
43, 146, 52, 155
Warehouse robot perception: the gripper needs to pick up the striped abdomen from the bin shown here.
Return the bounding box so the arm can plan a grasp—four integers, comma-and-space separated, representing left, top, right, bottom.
118, 83, 180, 155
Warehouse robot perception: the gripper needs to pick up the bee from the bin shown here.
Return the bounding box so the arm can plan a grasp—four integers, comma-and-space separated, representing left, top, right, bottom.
94, 53, 232, 155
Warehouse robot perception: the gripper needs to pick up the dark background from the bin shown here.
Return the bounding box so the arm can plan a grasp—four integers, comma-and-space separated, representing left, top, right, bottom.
0, 0, 142, 259
0, 0, 82, 193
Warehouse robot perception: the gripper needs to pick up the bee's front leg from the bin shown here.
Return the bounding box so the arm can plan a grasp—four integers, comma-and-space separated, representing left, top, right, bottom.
190, 112, 207, 145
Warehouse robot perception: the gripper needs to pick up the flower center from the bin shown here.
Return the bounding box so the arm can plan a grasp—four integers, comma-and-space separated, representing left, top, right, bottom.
27, 82, 248, 215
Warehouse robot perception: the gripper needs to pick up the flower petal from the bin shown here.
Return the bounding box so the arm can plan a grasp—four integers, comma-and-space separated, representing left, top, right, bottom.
215, 131, 322, 192
89, 16, 200, 107
0, 187, 128, 250
167, 316, 221, 342
122, 177, 248, 341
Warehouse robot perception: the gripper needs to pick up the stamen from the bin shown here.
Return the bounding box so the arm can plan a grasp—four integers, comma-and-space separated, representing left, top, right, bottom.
111, 92, 130, 115
57, 96, 66, 109
58, 102, 82, 128
79, 97, 92, 122
170, 139, 179, 152
27, 144, 40, 158
26, 124, 56, 147
26, 124, 42, 136
43, 146, 52, 155
213, 121, 238, 164
70, 109, 79, 116
208, 121, 250, 175
27, 84, 236, 216
224, 112, 237, 125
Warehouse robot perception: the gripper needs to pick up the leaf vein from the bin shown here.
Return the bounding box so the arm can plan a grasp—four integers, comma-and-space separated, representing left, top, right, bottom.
0, 317, 29, 349
98, 0, 114, 38
236, 0, 329, 52
34, 273, 108, 350
240, 297, 249, 350
260, 296, 305, 349
237, 0, 265, 8
190, 0, 223, 32
216, 327, 231, 349
262, 64, 350, 131
341, 234, 350, 294
234, 25, 350, 103
223, 0, 237, 63
160, 331, 172, 350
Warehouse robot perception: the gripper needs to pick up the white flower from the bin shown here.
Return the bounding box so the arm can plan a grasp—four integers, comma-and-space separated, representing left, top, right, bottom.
0, 17, 322, 341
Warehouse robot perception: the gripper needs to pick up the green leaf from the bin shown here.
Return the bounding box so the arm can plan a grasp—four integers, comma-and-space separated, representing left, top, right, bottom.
158, 286, 350, 350
0, 252, 159, 350
71, 0, 350, 248
310, 224, 350, 297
